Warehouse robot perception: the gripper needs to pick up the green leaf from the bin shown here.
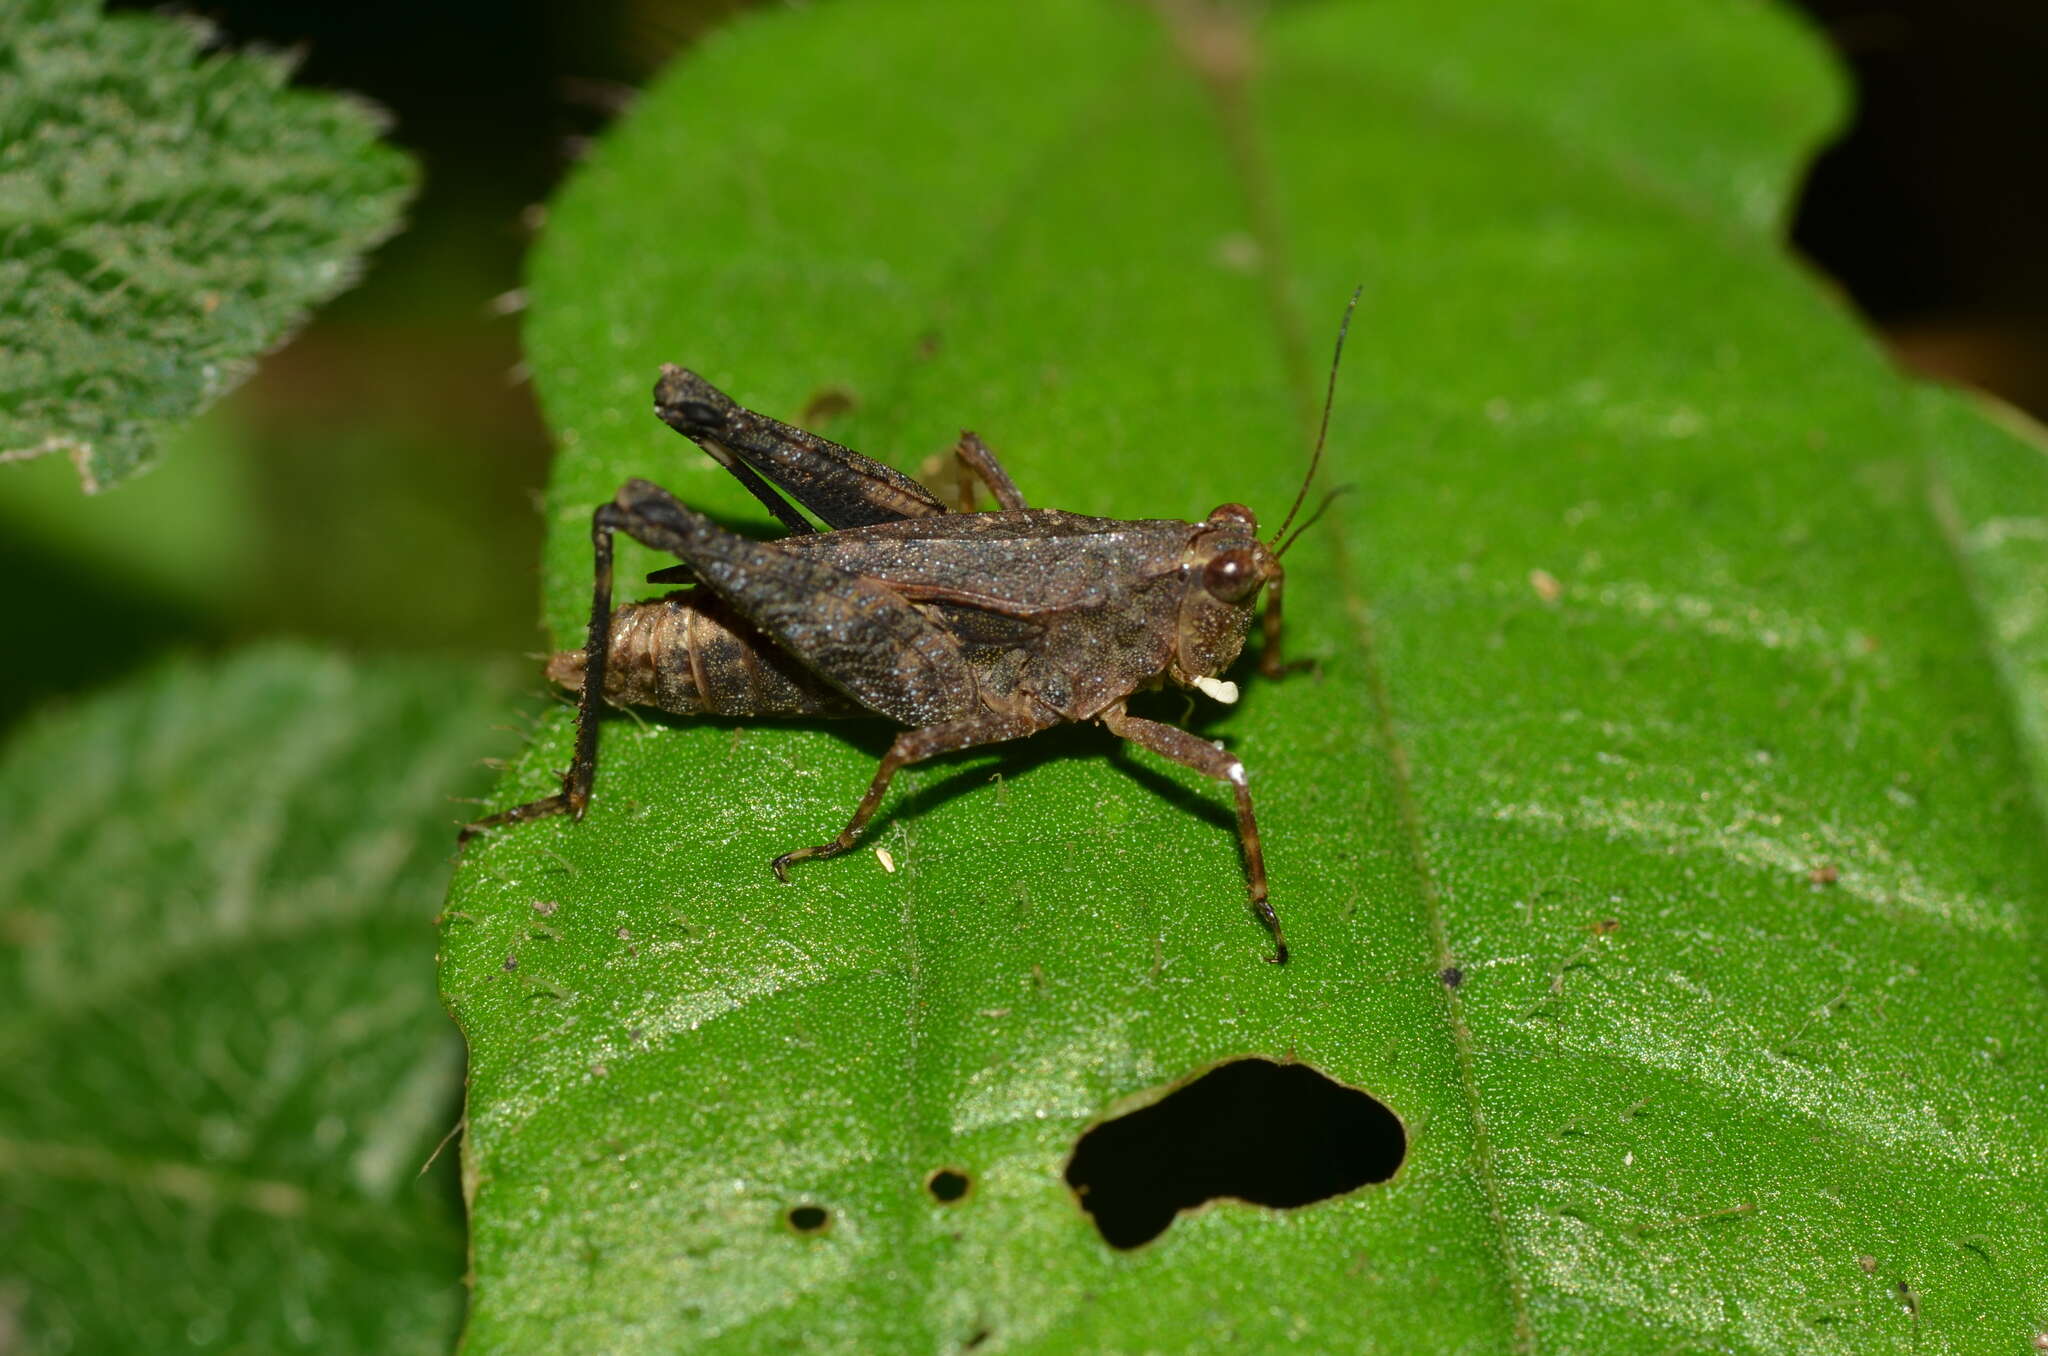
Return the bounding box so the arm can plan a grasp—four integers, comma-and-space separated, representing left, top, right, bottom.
1, 647, 511, 1352
446, 0, 2048, 1350
1923, 388, 2048, 815
0, 1, 414, 492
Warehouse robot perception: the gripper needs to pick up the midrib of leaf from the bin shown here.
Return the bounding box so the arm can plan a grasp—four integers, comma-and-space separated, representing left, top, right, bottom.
0, 676, 478, 1052
1336, 604, 1538, 1344
1171, 12, 1537, 1347
0, 900, 427, 1065
0, 1133, 461, 1245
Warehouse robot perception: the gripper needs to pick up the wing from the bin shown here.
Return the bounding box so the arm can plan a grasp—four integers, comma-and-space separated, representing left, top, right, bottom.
776, 509, 1192, 617
609, 479, 976, 727
653, 366, 950, 531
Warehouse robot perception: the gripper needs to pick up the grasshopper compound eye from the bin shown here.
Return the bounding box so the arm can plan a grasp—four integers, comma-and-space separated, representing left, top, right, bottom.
1203, 548, 1261, 603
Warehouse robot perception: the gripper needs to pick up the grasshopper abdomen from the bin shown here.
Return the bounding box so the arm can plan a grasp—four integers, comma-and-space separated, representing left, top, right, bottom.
548, 591, 857, 719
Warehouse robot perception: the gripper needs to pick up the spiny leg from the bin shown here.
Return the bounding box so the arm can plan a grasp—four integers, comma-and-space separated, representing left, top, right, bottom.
1098, 703, 1286, 963
772, 709, 1046, 878
461, 501, 625, 840
949, 431, 1029, 512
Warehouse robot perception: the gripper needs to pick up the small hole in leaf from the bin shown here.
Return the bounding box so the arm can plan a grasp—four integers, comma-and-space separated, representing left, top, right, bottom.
785, 1204, 830, 1234
926, 1168, 971, 1203
1065, 1057, 1404, 1250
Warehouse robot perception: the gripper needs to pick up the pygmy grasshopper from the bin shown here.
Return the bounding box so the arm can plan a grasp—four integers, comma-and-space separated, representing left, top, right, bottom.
467, 298, 1357, 963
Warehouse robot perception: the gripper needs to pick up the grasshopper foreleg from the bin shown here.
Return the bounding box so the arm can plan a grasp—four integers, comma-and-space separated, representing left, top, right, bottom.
1257, 563, 1289, 679
1099, 703, 1287, 964
772, 710, 1047, 879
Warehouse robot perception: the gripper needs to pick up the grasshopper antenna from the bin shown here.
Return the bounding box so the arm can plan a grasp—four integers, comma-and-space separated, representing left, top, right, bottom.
1275, 483, 1354, 560
1270, 285, 1362, 552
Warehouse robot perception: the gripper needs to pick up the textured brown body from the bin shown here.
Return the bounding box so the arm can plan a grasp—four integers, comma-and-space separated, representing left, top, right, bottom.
468, 351, 1333, 963
548, 509, 1254, 732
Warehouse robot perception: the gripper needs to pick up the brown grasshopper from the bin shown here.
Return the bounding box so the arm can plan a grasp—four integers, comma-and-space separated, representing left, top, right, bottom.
467, 297, 1357, 963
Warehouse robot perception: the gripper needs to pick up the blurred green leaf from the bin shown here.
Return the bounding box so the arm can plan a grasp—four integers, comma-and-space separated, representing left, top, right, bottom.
0, 647, 511, 1352
446, 0, 2048, 1350
0, 0, 414, 492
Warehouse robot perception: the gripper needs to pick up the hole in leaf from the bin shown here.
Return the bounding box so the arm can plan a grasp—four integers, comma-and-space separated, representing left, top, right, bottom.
926, 1168, 971, 1203
1065, 1057, 1404, 1249
785, 1204, 830, 1234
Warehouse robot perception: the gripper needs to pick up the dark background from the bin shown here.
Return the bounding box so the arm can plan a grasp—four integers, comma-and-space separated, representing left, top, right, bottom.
11, 0, 2046, 721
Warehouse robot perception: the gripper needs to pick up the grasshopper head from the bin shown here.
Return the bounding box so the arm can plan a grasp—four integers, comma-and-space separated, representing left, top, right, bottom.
1173, 503, 1280, 690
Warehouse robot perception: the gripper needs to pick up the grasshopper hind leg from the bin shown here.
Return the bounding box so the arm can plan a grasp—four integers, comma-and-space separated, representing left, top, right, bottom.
460, 498, 625, 842
459, 790, 573, 840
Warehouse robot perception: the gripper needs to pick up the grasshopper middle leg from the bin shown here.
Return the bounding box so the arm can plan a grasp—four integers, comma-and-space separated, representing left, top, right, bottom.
772, 709, 1049, 878
1099, 702, 1287, 964
949, 431, 1029, 513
